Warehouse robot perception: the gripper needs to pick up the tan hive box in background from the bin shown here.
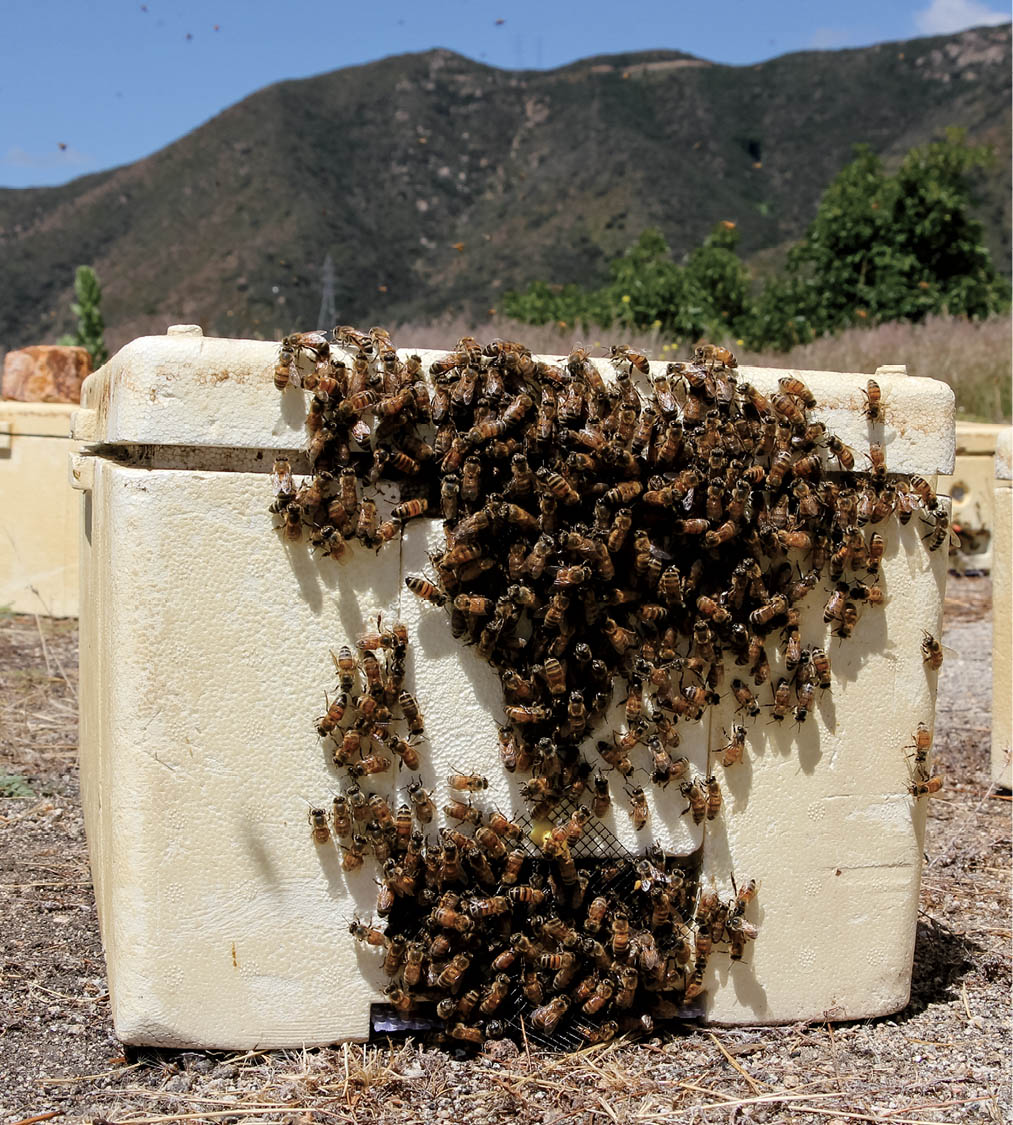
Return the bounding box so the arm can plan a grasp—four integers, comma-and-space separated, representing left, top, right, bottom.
0, 401, 80, 617
939, 422, 1009, 574
70, 327, 954, 1048
992, 429, 1011, 790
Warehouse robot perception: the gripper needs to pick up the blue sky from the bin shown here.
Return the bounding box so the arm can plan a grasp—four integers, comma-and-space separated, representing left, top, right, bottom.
1, 0, 1009, 188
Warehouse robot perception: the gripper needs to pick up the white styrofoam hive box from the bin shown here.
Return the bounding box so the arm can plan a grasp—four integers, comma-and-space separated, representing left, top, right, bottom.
992, 429, 1012, 790
938, 422, 1010, 574
0, 401, 80, 617
73, 327, 954, 1047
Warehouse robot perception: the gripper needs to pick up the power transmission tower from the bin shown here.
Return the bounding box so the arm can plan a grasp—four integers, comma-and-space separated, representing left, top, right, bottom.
317, 254, 337, 330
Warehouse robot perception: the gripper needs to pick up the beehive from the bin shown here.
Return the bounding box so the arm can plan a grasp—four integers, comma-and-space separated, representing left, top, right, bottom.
0, 400, 80, 617
71, 326, 954, 1047
992, 429, 1012, 790
939, 422, 1009, 574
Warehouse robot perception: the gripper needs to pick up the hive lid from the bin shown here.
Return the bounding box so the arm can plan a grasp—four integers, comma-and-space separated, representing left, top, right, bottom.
0, 400, 76, 438
71, 328, 955, 475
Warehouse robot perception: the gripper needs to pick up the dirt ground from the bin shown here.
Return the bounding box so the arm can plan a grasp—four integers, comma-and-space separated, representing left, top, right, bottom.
1, 576, 1009, 1125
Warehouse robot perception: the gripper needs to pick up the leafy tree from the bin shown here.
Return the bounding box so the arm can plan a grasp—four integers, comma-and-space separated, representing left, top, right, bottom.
503, 224, 751, 342
59, 266, 109, 368
748, 130, 1010, 347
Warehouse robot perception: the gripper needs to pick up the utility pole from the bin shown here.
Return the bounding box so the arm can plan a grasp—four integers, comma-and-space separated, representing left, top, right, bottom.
317, 253, 337, 331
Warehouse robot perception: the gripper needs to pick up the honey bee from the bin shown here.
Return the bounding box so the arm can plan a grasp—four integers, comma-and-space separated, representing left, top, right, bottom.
493, 848, 523, 887
437, 953, 472, 990
348, 752, 391, 778
908, 722, 933, 776
316, 692, 348, 739
405, 575, 447, 606
777, 374, 816, 407
591, 771, 612, 819
749, 594, 788, 631
329, 795, 353, 839
469, 894, 510, 918
628, 785, 649, 830
731, 679, 760, 718
862, 378, 883, 423
680, 778, 707, 825
834, 601, 858, 640
909, 475, 939, 511
794, 677, 815, 724
704, 775, 722, 820
719, 725, 747, 767
308, 807, 331, 845
431, 905, 474, 934
909, 776, 943, 797
341, 834, 368, 872
406, 779, 435, 824
693, 343, 736, 369
447, 772, 489, 792
477, 974, 511, 1015
531, 996, 570, 1035
921, 631, 944, 670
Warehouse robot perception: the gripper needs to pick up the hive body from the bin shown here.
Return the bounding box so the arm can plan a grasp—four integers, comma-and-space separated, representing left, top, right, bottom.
992, 429, 1012, 790
0, 401, 80, 616
74, 332, 954, 1046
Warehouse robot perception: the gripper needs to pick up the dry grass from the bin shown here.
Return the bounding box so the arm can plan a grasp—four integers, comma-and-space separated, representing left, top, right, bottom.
393, 312, 1012, 423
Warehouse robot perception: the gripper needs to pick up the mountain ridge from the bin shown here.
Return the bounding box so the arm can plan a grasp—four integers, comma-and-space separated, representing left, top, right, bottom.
1, 23, 1009, 354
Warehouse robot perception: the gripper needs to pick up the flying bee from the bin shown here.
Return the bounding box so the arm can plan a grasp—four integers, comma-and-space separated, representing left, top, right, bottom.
921, 631, 944, 670
447, 772, 489, 792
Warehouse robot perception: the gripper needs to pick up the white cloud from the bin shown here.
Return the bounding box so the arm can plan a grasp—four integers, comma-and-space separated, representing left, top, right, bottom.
2, 145, 93, 170
914, 0, 1011, 35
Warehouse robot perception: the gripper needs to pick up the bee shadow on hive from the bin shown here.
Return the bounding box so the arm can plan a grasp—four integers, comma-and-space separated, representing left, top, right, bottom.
281, 540, 327, 615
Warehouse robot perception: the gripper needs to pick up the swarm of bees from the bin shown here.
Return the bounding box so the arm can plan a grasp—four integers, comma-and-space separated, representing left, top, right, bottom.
275, 326, 944, 1044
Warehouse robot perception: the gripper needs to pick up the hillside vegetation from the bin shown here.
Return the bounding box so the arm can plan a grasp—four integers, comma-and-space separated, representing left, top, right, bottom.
0, 24, 1009, 354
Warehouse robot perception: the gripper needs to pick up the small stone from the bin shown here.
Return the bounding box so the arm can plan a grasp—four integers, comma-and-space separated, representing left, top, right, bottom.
182, 1052, 215, 1073
402, 1064, 426, 1079
484, 1037, 519, 1060
164, 1073, 191, 1093
2, 345, 91, 403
